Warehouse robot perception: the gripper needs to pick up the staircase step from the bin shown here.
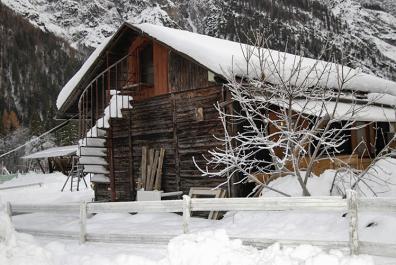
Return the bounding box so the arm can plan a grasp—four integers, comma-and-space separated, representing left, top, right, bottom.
80, 137, 106, 147
86, 127, 107, 137
79, 147, 107, 157
91, 174, 110, 183
83, 165, 109, 174
80, 156, 108, 166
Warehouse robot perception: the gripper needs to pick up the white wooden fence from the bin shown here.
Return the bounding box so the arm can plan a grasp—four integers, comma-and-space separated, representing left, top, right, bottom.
0, 182, 43, 190
7, 190, 396, 258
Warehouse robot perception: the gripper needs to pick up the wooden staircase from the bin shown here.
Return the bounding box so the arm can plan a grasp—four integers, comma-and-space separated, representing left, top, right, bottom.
78, 93, 133, 201
77, 52, 134, 201
78, 128, 110, 183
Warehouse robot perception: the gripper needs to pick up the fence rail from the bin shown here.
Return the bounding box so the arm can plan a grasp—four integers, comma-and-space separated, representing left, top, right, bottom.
7, 190, 396, 258
0, 182, 42, 190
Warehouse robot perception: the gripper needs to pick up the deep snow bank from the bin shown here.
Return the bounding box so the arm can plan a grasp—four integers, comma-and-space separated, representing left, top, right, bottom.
0, 200, 53, 265
263, 158, 396, 197
163, 230, 373, 265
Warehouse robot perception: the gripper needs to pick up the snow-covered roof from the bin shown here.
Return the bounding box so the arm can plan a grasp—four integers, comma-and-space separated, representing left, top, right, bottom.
56, 35, 114, 110
270, 99, 396, 122
22, 145, 78, 159
56, 22, 396, 111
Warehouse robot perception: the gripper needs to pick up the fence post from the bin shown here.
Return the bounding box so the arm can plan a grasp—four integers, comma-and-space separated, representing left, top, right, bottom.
182, 195, 191, 234
79, 201, 87, 244
347, 190, 359, 255
6, 202, 12, 220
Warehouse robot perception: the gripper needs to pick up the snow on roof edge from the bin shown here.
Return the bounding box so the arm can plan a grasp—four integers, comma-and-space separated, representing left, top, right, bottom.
22, 145, 78, 159
56, 33, 117, 110
56, 22, 396, 111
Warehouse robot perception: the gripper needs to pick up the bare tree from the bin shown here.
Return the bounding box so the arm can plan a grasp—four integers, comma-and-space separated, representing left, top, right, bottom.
195, 34, 396, 197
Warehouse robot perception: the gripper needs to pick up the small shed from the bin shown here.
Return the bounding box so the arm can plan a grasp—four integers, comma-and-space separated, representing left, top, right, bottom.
22, 145, 78, 175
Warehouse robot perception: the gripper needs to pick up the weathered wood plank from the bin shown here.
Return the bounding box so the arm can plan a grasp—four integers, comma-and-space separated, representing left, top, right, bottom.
148, 150, 160, 190
11, 203, 80, 214
358, 197, 396, 212
360, 241, 396, 258
154, 148, 165, 190
141, 146, 147, 189
190, 197, 347, 212
87, 200, 183, 213
347, 190, 359, 255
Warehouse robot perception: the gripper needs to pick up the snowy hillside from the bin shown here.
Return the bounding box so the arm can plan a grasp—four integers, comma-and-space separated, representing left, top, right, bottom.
0, 3, 82, 171
2, 0, 396, 81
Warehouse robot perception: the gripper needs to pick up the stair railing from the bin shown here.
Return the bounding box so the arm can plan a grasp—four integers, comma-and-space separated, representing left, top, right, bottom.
78, 52, 139, 138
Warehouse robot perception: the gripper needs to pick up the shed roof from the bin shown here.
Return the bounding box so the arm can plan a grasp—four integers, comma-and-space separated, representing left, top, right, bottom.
56, 22, 396, 111
22, 145, 78, 159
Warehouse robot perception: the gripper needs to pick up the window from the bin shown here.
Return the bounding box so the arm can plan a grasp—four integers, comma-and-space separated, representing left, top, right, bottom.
140, 44, 154, 84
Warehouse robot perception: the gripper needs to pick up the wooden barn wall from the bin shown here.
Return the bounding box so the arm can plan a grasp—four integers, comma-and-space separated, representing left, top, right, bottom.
174, 87, 226, 194
93, 45, 227, 201
98, 85, 226, 201
169, 52, 213, 92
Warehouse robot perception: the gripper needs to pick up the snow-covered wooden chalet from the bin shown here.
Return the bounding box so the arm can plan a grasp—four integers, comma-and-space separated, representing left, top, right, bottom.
56, 23, 396, 201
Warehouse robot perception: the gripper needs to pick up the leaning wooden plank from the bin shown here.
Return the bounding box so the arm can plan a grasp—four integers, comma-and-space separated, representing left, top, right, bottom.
209, 189, 227, 220
140, 146, 147, 189
146, 165, 152, 190
145, 148, 154, 190
154, 148, 165, 190
148, 150, 160, 191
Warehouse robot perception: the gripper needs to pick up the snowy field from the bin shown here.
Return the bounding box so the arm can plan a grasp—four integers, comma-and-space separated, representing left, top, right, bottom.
1, 168, 396, 264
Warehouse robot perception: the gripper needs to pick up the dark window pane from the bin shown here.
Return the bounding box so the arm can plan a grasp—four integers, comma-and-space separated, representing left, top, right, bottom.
140, 44, 154, 84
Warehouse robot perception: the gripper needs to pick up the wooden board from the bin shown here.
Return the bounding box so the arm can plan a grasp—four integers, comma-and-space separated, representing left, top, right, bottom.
154, 148, 165, 190
189, 187, 226, 220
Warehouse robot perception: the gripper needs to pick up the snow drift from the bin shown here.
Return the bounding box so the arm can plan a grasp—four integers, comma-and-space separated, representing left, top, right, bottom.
0, 200, 53, 265
0, 198, 374, 265
163, 230, 373, 265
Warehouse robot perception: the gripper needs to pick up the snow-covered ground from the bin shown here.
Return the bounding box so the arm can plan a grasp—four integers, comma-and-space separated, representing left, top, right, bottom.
0, 171, 93, 204
0, 205, 376, 265
1, 168, 396, 264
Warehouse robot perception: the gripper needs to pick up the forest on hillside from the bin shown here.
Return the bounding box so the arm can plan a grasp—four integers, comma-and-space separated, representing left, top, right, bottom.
0, 2, 83, 170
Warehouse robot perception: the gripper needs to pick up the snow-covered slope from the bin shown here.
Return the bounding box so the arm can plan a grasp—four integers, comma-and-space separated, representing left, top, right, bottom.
330, 0, 396, 74
2, 0, 396, 81
1, 0, 176, 49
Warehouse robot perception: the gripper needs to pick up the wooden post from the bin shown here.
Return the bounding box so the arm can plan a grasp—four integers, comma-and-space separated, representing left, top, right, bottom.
182, 195, 191, 234
79, 201, 87, 244
347, 190, 359, 255
6, 202, 12, 220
